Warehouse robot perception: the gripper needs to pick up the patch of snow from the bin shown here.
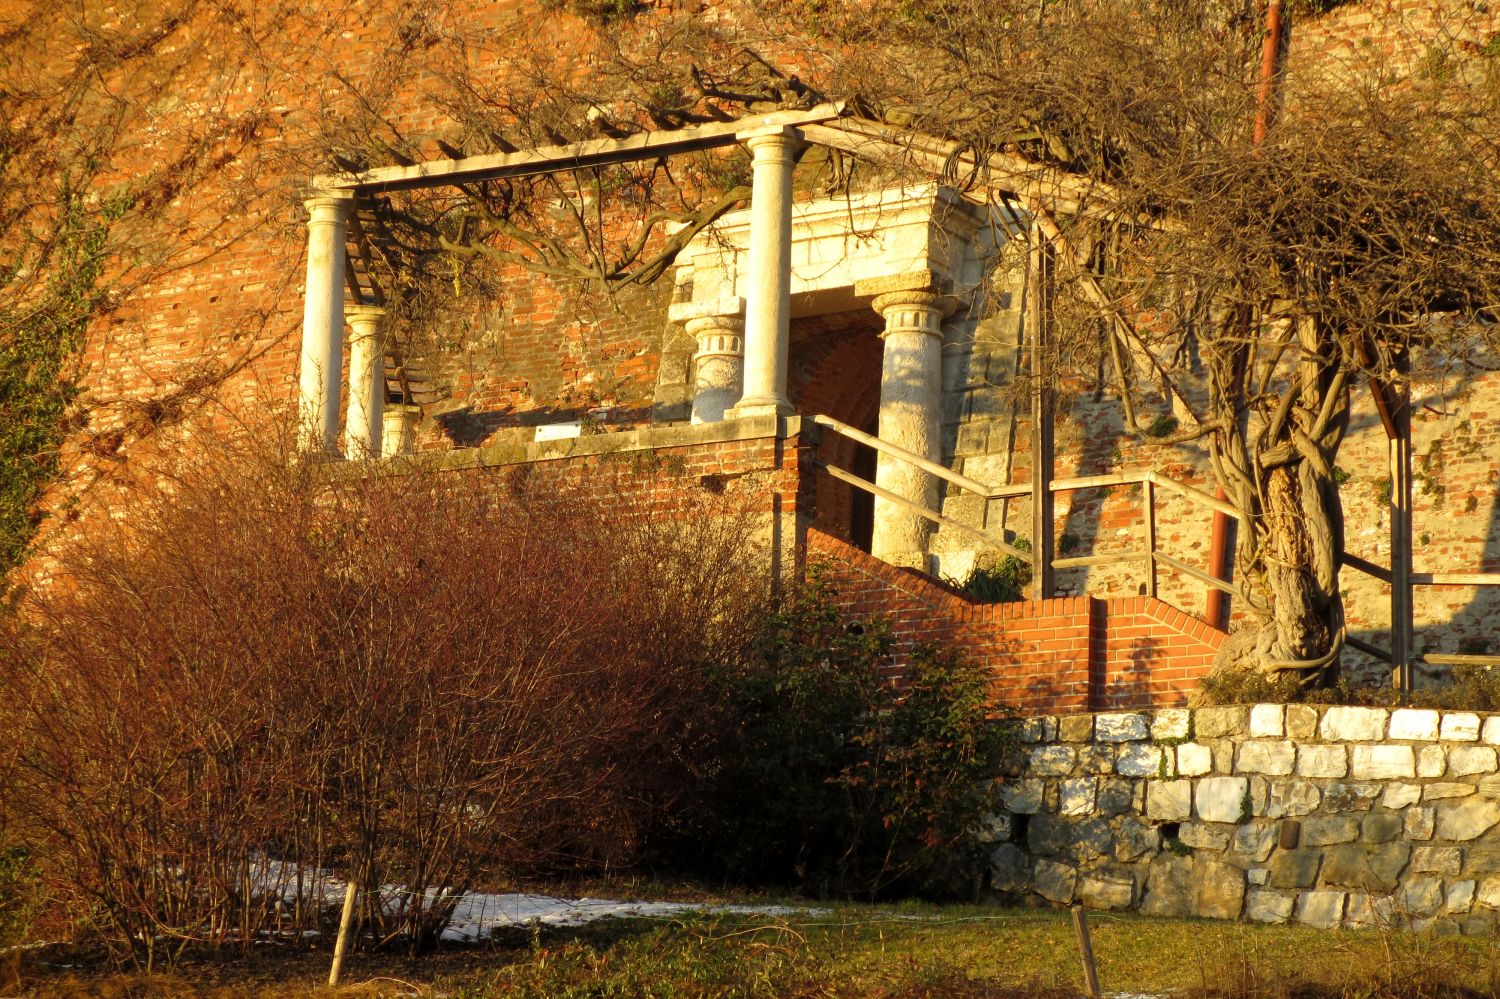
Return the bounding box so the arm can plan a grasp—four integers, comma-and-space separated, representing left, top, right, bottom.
440, 892, 819, 942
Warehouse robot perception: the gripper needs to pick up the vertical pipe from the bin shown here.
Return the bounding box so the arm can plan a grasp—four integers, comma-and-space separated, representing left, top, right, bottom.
1028, 223, 1056, 600
1390, 416, 1414, 693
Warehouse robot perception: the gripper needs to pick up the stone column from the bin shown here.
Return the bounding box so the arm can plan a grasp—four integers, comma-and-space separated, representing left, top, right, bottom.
728, 125, 801, 419
869, 287, 951, 569
344, 305, 385, 458
298, 191, 354, 454
687, 312, 745, 424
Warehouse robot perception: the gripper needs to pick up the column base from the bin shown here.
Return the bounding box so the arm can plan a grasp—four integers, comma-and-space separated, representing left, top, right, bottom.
728, 398, 794, 419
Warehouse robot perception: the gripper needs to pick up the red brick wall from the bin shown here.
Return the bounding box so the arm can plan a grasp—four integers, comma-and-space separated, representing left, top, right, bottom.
805, 528, 1225, 713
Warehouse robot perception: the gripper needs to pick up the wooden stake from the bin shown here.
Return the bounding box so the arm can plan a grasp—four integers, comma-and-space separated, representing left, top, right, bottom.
328, 876, 359, 988
1071, 904, 1102, 999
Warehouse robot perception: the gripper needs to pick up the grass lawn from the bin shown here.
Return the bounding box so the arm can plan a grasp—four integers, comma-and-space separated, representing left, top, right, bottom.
10, 901, 1500, 998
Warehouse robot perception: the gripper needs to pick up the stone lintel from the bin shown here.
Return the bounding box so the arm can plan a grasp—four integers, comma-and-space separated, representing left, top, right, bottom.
667, 296, 745, 324
854, 270, 951, 301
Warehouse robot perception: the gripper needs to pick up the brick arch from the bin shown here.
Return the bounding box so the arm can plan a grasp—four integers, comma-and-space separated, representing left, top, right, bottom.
788, 311, 884, 548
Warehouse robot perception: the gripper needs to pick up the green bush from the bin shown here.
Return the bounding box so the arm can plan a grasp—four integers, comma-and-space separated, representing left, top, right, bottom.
693, 573, 1011, 899
954, 539, 1032, 604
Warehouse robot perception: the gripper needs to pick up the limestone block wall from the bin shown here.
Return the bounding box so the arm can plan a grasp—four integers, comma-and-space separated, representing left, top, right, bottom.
990, 704, 1500, 934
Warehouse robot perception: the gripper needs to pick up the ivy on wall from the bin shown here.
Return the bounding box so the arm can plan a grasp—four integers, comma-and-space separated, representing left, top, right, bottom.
0, 188, 126, 577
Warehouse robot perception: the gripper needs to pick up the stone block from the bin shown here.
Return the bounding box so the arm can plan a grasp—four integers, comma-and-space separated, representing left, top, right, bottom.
1268, 849, 1322, 889
1033, 859, 1077, 904
1096, 778, 1134, 815
1179, 822, 1232, 851
1320, 842, 1410, 892
1249, 704, 1285, 738
1301, 815, 1361, 846
1324, 782, 1381, 811
1477, 877, 1500, 909
1237, 740, 1295, 775
1247, 776, 1270, 817
1096, 712, 1150, 742
1389, 708, 1440, 741
1463, 910, 1498, 936
1424, 782, 1474, 801
1442, 713, 1481, 742
1418, 745, 1448, 778
1406, 806, 1436, 840
1019, 716, 1056, 743
1319, 706, 1387, 742
1196, 776, 1249, 823
1483, 717, 1500, 746
1445, 880, 1477, 915
1401, 876, 1444, 917
1264, 779, 1321, 818
1116, 743, 1164, 778
1146, 780, 1192, 822
1247, 866, 1269, 886
1141, 854, 1194, 918
1079, 743, 1117, 775
989, 842, 1032, 893
1192, 858, 1245, 920
1285, 704, 1319, 740
1212, 740, 1236, 773
1362, 811, 1403, 843
1001, 779, 1044, 814
1295, 890, 1346, 929
1079, 871, 1136, 910
1177, 743, 1213, 777
1345, 892, 1398, 930
1410, 845, 1463, 875
980, 812, 1013, 841
1380, 782, 1422, 809
1296, 744, 1348, 778
1151, 708, 1190, 741
1058, 777, 1097, 817
1195, 706, 1250, 739
1029, 744, 1076, 776
1230, 822, 1279, 864
1246, 890, 1294, 924
1058, 713, 1094, 742
1351, 744, 1415, 779
1113, 817, 1160, 862
1435, 798, 1500, 841
1449, 746, 1498, 776
1463, 845, 1500, 876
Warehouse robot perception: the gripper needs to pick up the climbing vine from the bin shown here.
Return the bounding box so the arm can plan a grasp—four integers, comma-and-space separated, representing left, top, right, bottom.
0, 188, 127, 575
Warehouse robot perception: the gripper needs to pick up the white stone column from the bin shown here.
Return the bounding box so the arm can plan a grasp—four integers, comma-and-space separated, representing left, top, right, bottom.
870, 288, 949, 568
298, 191, 354, 454
687, 313, 745, 424
382, 405, 421, 458
728, 125, 802, 419
344, 305, 385, 458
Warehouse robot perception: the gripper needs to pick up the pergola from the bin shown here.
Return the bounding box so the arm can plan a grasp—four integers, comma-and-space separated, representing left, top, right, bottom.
291, 101, 1467, 691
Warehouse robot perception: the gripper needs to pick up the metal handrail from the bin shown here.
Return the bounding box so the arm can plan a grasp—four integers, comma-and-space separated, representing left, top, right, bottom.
808, 413, 1030, 500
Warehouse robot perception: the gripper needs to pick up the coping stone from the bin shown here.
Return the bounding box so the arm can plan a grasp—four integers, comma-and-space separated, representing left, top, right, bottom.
1096, 712, 1150, 742
1319, 706, 1387, 742
1442, 713, 1481, 742
1249, 704, 1285, 738
1389, 708, 1440, 742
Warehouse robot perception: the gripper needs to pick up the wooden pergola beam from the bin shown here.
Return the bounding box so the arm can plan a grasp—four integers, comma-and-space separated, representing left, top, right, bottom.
314, 104, 847, 194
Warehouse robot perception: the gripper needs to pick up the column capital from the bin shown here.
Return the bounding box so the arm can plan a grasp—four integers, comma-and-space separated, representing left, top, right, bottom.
685, 314, 745, 360
345, 304, 387, 337
737, 123, 806, 147
303, 189, 356, 222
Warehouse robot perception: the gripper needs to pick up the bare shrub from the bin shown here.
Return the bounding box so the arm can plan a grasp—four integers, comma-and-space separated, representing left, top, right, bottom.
0, 427, 762, 966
